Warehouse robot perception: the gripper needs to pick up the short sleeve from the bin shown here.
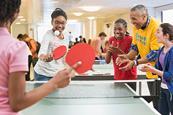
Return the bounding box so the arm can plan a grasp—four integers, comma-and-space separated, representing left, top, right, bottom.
8, 41, 28, 73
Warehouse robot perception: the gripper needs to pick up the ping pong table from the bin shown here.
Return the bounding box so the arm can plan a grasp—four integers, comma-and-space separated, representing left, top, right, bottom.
20, 80, 160, 115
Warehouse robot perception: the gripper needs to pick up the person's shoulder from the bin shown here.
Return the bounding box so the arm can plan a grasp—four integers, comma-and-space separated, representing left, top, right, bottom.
124, 35, 132, 40
132, 26, 137, 32
107, 36, 113, 42
109, 36, 114, 40
7, 40, 28, 54
125, 35, 132, 39
150, 17, 159, 22
43, 30, 54, 39
11, 40, 27, 48
27, 37, 35, 42
123, 35, 132, 43
8, 36, 25, 46
150, 17, 160, 26
45, 29, 54, 36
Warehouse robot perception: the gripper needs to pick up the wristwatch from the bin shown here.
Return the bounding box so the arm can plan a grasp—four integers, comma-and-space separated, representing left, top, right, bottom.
133, 59, 138, 66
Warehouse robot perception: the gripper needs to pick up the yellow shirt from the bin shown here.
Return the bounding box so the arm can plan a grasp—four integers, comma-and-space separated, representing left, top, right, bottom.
132, 17, 161, 78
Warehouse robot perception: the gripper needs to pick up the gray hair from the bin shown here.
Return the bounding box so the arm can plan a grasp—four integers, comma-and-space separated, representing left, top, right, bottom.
131, 5, 148, 16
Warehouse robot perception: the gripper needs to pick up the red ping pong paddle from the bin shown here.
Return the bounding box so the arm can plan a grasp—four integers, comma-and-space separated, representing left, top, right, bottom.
65, 43, 95, 74
53, 45, 67, 60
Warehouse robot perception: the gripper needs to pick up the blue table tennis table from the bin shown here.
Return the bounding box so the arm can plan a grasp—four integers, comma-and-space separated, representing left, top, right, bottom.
20, 80, 160, 115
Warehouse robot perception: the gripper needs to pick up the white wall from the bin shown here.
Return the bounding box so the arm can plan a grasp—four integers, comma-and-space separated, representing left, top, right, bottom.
11, 24, 28, 38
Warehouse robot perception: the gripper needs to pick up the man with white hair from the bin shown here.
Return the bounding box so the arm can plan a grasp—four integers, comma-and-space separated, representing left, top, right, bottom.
116, 4, 161, 110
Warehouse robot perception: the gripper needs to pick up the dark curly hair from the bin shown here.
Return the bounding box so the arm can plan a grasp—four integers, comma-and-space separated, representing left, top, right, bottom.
114, 18, 129, 36
160, 23, 173, 41
0, 0, 21, 25
51, 8, 67, 20
98, 32, 107, 37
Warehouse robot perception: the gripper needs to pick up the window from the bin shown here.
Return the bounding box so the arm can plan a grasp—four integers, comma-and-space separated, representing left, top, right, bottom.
162, 9, 173, 24
66, 21, 82, 42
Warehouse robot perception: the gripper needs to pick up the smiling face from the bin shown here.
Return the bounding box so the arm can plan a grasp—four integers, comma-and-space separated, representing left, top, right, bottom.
130, 10, 147, 29
51, 16, 67, 33
155, 26, 170, 44
155, 27, 164, 43
114, 23, 126, 39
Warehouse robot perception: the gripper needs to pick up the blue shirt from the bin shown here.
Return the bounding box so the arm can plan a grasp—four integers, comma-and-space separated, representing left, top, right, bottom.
156, 46, 173, 94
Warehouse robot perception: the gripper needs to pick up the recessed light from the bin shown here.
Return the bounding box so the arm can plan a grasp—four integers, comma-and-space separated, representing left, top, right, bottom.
20, 19, 26, 21
15, 22, 21, 24
79, 6, 102, 12
73, 12, 83, 16
87, 17, 95, 20
18, 16, 24, 19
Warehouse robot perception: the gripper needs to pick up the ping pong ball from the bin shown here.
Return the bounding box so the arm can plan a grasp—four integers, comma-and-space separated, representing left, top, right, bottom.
54, 30, 60, 36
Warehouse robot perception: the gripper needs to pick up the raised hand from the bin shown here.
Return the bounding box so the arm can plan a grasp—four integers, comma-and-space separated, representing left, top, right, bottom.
41, 53, 53, 62
139, 63, 154, 73
116, 54, 128, 66
108, 46, 124, 55
118, 59, 135, 71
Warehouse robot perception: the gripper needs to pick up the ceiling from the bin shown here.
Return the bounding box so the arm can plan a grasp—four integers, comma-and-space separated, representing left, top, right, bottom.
18, 0, 173, 24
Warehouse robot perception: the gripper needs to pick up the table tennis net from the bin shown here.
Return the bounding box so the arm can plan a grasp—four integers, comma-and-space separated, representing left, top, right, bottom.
26, 82, 136, 99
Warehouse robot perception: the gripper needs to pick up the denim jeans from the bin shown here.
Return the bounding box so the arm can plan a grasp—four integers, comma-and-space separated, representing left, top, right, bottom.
158, 88, 173, 115
34, 71, 51, 81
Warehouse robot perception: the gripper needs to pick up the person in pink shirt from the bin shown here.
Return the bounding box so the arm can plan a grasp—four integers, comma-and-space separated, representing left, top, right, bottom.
0, 0, 80, 114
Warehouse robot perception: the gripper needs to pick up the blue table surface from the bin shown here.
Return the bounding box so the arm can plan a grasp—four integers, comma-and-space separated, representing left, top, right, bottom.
20, 81, 160, 115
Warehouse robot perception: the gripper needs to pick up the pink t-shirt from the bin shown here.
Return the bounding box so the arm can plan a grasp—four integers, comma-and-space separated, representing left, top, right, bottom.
0, 28, 28, 114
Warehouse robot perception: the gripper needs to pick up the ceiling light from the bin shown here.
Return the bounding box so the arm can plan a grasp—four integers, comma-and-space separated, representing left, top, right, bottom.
79, 6, 102, 12
73, 12, 83, 16
20, 19, 26, 21
87, 17, 95, 20
18, 16, 24, 19
50, 1, 59, 4
15, 22, 21, 25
